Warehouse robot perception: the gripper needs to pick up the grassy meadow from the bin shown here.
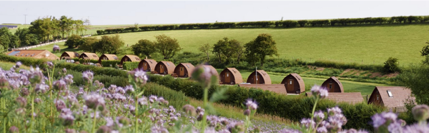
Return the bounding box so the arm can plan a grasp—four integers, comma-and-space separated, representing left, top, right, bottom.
94, 24, 429, 66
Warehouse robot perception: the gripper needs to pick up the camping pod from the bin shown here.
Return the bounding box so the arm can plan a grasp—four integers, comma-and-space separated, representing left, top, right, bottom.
239, 84, 287, 95
247, 70, 271, 84
281, 73, 305, 94
60, 51, 80, 60
154, 61, 175, 75
306, 92, 364, 104
321, 76, 344, 92
220, 68, 243, 85
98, 54, 118, 63
173, 63, 195, 78
368, 86, 415, 112
120, 55, 141, 65
79, 52, 99, 60
138, 59, 157, 72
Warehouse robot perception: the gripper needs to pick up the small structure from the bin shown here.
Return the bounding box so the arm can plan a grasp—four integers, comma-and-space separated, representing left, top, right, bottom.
79, 52, 99, 60
154, 61, 176, 75
247, 70, 271, 84
220, 68, 243, 85
138, 59, 157, 72
306, 92, 364, 104
239, 84, 287, 95
60, 51, 80, 60
281, 73, 305, 94
173, 63, 195, 78
98, 54, 118, 63
120, 55, 141, 65
6, 50, 59, 60
368, 86, 415, 112
321, 76, 344, 93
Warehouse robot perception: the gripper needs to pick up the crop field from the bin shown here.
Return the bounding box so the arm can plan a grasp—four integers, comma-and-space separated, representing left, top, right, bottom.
95, 24, 429, 66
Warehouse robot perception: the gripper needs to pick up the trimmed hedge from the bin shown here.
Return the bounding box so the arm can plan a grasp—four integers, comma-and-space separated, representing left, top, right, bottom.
148, 74, 384, 129
140, 83, 189, 108
0, 54, 49, 69
310, 60, 383, 71
97, 15, 429, 35
101, 60, 121, 67
123, 62, 139, 70
52, 69, 129, 87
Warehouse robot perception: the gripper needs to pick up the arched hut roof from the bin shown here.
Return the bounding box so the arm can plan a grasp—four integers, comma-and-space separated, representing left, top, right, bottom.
281, 73, 305, 92
174, 63, 195, 77
60, 51, 80, 59
98, 54, 118, 63
156, 61, 176, 74
79, 52, 99, 60
138, 59, 157, 71
220, 68, 243, 84
368, 86, 415, 111
120, 55, 141, 64
322, 76, 344, 92
247, 70, 271, 84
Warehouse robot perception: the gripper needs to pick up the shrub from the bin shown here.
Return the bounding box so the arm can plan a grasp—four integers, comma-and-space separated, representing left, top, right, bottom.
123, 62, 139, 70
52, 69, 128, 87
100, 60, 121, 67
147, 74, 384, 129
383, 57, 400, 73
141, 83, 189, 108
56, 62, 128, 78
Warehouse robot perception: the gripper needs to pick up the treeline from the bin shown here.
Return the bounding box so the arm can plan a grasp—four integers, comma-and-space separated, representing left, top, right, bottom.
0, 15, 90, 51
96, 15, 429, 35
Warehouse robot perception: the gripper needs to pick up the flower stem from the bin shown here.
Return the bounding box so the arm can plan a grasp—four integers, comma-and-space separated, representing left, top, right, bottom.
310, 97, 319, 133
92, 106, 98, 133
135, 97, 139, 133
201, 86, 209, 133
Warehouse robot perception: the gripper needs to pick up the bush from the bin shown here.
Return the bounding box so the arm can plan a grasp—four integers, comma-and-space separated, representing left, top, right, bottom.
123, 62, 139, 70
383, 57, 400, 73
140, 83, 189, 108
101, 60, 121, 67
53, 69, 128, 87
56, 62, 128, 78
64, 34, 83, 48
147, 74, 384, 129
312, 60, 383, 72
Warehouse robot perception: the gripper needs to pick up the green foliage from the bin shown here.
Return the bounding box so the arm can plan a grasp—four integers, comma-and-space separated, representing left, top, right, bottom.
79, 37, 98, 52
383, 57, 400, 73
0, 27, 18, 50
64, 34, 82, 48
312, 60, 383, 71
123, 62, 139, 70
14, 28, 39, 46
198, 43, 211, 62
100, 60, 120, 67
420, 42, 429, 56
148, 74, 384, 129
0, 54, 49, 69
397, 65, 429, 105
212, 37, 240, 64
56, 62, 128, 78
132, 39, 156, 58
53, 68, 128, 87
94, 35, 125, 54
142, 83, 189, 108
172, 52, 206, 65
154, 34, 181, 59
244, 34, 278, 66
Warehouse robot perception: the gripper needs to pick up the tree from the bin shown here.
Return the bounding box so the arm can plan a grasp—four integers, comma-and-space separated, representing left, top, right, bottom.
95, 35, 125, 54
397, 65, 429, 105
154, 34, 181, 59
132, 39, 156, 58
231, 40, 244, 64
0, 27, 18, 50
383, 57, 400, 73
79, 37, 98, 52
199, 43, 211, 62
83, 19, 91, 35
244, 34, 278, 66
420, 42, 429, 56
15, 28, 39, 46
64, 34, 82, 48
212, 37, 239, 64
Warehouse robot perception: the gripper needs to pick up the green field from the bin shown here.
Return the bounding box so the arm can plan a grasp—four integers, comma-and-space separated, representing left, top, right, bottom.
94, 24, 429, 66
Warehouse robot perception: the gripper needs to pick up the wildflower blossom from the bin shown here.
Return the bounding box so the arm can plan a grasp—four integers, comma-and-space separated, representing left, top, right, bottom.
35, 83, 49, 93
300, 118, 315, 128
182, 104, 196, 115
53, 79, 67, 90
47, 61, 54, 68
15, 61, 22, 68
138, 96, 148, 106
314, 110, 325, 122
130, 69, 148, 84
192, 65, 218, 87
16, 97, 27, 107
84, 93, 105, 109
412, 104, 429, 122
371, 113, 386, 128
82, 70, 94, 83
20, 88, 29, 96
55, 99, 66, 112
64, 74, 74, 85
311, 85, 328, 98
245, 98, 258, 110
9, 126, 19, 133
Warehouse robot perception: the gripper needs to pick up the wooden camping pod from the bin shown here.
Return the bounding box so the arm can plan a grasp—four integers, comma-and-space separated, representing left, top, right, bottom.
98, 54, 118, 63
220, 68, 243, 85
247, 70, 271, 84
120, 55, 141, 65
138, 59, 157, 72
60, 51, 80, 60
173, 63, 195, 78
154, 61, 176, 75
321, 76, 344, 92
281, 73, 305, 93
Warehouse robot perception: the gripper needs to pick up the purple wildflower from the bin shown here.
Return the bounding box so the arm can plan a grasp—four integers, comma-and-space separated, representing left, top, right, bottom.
317, 126, 328, 133
47, 61, 54, 68
371, 113, 386, 128
138, 96, 148, 106
53, 79, 67, 90
35, 83, 49, 93
300, 118, 315, 128
314, 110, 325, 122
412, 104, 429, 122
15, 61, 22, 68
82, 70, 94, 83
130, 69, 148, 84
388, 121, 403, 133
55, 99, 66, 112
84, 93, 105, 109
245, 98, 258, 110
64, 74, 74, 85
311, 85, 328, 98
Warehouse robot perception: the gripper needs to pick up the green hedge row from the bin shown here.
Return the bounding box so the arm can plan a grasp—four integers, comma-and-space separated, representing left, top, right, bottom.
148, 74, 384, 129
310, 60, 383, 72
123, 62, 140, 70
140, 83, 189, 108
97, 15, 429, 35
0, 54, 49, 69
52, 68, 129, 87
100, 60, 121, 67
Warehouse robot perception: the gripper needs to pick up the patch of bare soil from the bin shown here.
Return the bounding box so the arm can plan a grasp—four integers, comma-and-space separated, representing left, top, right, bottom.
370, 72, 383, 78
382, 72, 399, 78
339, 69, 353, 76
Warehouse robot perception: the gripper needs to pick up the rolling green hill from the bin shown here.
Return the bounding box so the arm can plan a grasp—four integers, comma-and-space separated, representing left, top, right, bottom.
95, 24, 429, 66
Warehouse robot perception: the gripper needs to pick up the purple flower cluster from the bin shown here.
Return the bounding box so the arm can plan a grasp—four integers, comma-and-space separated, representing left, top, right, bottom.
0, 66, 48, 90
371, 105, 429, 133
310, 85, 328, 98
295, 106, 357, 133
129, 69, 148, 84
53, 45, 60, 52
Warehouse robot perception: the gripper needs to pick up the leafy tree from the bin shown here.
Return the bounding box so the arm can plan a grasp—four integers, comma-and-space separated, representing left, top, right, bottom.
15, 28, 39, 46
383, 57, 400, 73
212, 37, 239, 64
95, 35, 125, 54
231, 41, 244, 64
397, 65, 429, 105
244, 34, 278, 66
132, 39, 156, 58
64, 34, 82, 48
420, 42, 429, 56
199, 43, 211, 62
79, 37, 98, 52
0, 27, 18, 50
154, 34, 181, 59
